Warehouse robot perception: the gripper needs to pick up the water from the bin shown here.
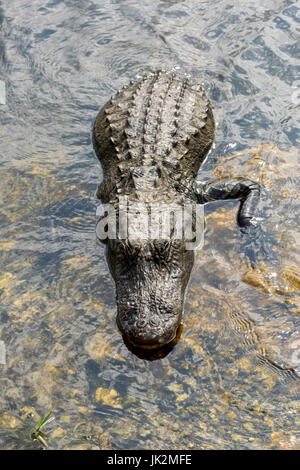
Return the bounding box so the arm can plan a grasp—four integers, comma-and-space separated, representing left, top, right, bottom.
0, 0, 299, 450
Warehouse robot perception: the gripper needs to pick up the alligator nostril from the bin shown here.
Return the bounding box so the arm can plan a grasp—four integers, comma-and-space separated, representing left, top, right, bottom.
136, 318, 147, 328
149, 317, 160, 327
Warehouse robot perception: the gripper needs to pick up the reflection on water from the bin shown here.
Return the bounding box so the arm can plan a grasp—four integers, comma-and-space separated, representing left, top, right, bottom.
0, 0, 299, 450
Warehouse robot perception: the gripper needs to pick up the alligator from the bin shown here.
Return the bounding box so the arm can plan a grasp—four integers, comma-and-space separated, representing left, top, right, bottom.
93, 70, 260, 350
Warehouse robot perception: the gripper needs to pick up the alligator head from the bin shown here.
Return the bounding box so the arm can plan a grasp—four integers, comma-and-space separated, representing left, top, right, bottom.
106, 236, 195, 349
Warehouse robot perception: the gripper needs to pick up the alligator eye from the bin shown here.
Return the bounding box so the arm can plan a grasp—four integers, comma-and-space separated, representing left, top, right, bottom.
115, 242, 126, 260
125, 239, 141, 257
116, 240, 141, 267
153, 240, 171, 263
162, 239, 172, 252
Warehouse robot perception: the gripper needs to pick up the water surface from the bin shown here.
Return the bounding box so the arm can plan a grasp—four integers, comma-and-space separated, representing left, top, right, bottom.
0, 0, 299, 449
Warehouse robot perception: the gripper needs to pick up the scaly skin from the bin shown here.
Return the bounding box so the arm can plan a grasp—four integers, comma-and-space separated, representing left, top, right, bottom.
93, 70, 260, 349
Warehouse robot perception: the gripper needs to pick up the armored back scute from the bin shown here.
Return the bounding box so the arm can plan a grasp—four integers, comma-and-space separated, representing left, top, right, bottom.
93, 70, 215, 204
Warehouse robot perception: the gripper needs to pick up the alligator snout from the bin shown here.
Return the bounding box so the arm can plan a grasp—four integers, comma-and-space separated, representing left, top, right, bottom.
117, 304, 182, 349
107, 237, 194, 350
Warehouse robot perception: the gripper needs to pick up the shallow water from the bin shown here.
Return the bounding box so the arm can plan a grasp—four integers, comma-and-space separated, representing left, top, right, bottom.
0, 0, 299, 450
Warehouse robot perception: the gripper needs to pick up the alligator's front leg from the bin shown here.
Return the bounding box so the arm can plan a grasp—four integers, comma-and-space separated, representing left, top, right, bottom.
196, 178, 261, 227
